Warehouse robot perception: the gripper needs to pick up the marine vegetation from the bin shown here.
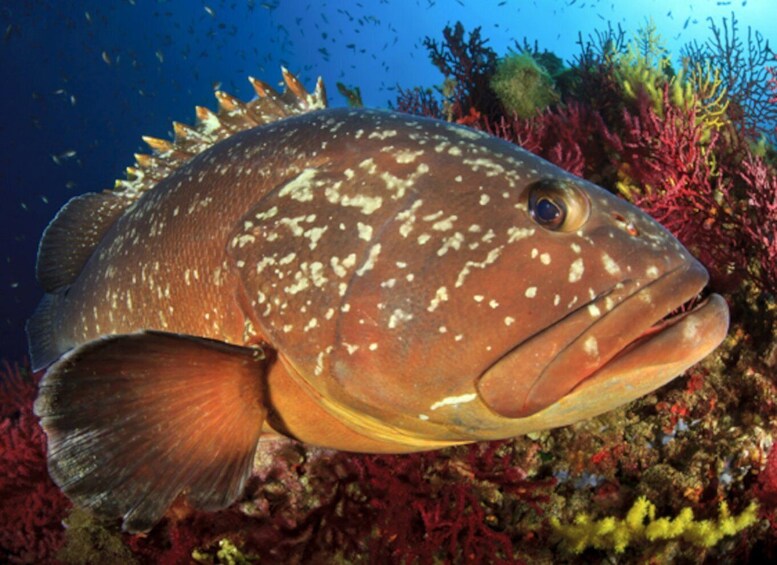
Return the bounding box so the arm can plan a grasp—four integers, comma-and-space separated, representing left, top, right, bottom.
551, 495, 759, 554
2, 15, 777, 565
490, 51, 559, 119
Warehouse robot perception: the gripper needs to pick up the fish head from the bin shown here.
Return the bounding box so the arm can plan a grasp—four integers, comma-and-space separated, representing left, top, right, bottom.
234, 110, 728, 445
471, 172, 730, 424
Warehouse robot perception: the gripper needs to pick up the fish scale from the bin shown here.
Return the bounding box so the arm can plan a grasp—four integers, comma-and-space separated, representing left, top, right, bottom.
28, 70, 729, 532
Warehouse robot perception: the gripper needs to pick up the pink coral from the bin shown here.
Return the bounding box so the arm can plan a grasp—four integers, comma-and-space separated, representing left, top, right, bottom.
484, 101, 612, 179
604, 90, 742, 287
733, 151, 777, 296
604, 87, 777, 296
0, 361, 70, 563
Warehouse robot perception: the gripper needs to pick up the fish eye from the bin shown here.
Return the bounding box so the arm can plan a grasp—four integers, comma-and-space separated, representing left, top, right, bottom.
532, 196, 565, 229
528, 179, 590, 232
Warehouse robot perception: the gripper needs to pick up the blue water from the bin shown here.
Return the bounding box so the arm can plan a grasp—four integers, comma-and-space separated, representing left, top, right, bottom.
0, 0, 773, 362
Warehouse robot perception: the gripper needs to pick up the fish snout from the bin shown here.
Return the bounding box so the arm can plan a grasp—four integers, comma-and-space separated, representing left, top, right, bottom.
476, 258, 727, 421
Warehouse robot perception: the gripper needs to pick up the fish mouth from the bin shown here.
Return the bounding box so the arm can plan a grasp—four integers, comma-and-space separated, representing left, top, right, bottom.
477, 261, 730, 420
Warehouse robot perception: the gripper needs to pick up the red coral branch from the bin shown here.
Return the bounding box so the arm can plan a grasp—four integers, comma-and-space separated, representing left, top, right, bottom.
0, 361, 71, 564
483, 101, 612, 179
393, 86, 443, 119
421, 21, 500, 120
605, 88, 747, 291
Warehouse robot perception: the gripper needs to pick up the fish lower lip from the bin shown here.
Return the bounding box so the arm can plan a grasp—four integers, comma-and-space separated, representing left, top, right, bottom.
478, 260, 728, 419
569, 292, 729, 399
607, 294, 713, 363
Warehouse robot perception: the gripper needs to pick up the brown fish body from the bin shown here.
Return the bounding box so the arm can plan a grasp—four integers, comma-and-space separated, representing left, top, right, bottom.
29, 73, 729, 531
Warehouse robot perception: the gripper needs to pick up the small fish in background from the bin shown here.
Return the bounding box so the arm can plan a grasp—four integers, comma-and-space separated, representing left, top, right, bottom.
4, 23, 15, 42
30, 70, 729, 533
50, 150, 77, 165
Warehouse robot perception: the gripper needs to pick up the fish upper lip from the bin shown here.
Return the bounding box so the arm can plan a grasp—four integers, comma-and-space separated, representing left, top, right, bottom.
477, 261, 712, 419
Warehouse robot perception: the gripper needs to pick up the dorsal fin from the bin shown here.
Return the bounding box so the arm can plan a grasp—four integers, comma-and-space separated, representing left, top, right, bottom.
113, 68, 327, 197
36, 191, 134, 292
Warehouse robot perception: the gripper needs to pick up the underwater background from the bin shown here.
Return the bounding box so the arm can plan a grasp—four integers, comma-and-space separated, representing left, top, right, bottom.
1, 0, 776, 562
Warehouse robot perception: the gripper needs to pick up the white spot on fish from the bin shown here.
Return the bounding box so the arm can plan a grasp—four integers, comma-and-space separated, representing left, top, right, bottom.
394, 148, 424, 163
455, 246, 503, 288
231, 233, 256, 248
368, 129, 398, 140
583, 336, 599, 357
683, 317, 701, 341
428, 286, 449, 312
330, 254, 355, 278
569, 258, 585, 283
602, 253, 621, 275
388, 308, 413, 329
255, 206, 279, 220
278, 168, 318, 202
429, 393, 477, 411
357, 222, 373, 241
436, 232, 465, 256
525, 286, 537, 298
507, 227, 535, 243
432, 216, 457, 231
356, 244, 381, 276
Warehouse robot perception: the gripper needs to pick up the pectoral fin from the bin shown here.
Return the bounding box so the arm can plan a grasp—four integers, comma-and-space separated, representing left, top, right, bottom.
34, 331, 268, 532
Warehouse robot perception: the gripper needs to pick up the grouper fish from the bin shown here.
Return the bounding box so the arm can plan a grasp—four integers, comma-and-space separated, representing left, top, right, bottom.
28, 69, 729, 532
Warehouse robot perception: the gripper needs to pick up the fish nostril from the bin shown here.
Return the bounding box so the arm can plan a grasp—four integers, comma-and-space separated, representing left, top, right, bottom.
612, 212, 639, 237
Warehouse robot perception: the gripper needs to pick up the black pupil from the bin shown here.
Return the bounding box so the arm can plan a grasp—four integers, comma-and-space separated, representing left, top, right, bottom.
535, 197, 561, 224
